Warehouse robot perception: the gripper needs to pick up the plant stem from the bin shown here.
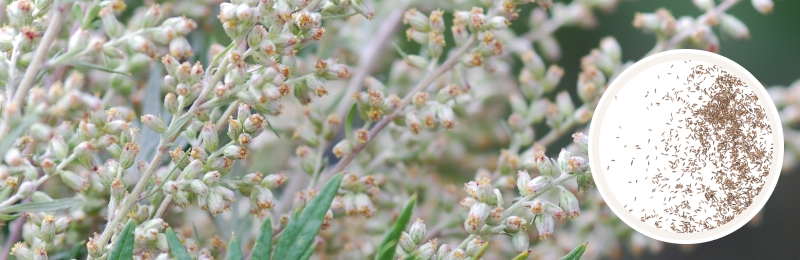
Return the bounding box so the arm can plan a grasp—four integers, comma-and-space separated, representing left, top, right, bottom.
646, 0, 740, 56
317, 35, 478, 187
12, 2, 73, 108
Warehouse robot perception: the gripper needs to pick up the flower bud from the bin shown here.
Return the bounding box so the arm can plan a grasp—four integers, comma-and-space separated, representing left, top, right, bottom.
60, 171, 88, 193
189, 180, 208, 195
465, 237, 486, 257
39, 214, 56, 242
17, 181, 34, 198
556, 148, 572, 171
398, 232, 416, 252
54, 217, 71, 233
261, 173, 287, 189
412, 239, 437, 259
545, 201, 566, 220
120, 142, 140, 169
533, 214, 554, 240
510, 230, 529, 253
409, 218, 426, 244
475, 177, 495, 205
111, 178, 125, 201
51, 135, 68, 160
141, 114, 166, 133
164, 93, 179, 114
355, 193, 375, 218
720, 14, 750, 39
752, 0, 774, 14
343, 192, 357, 216
10, 242, 32, 260
169, 36, 193, 59
332, 140, 353, 158
566, 156, 589, 174
403, 9, 429, 32
464, 202, 489, 233
404, 55, 429, 69
533, 151, 555, 176
352, 0, 375, 20
203, 171, 221, 185
129, 35, 157, 58
488, 16, 509, 30
558, 187, 580, 219
526, 176, 552, 195
223, 145, 248, 159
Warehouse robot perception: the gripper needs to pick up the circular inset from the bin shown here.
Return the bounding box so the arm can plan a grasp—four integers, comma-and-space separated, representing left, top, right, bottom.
588, 49, 783, 244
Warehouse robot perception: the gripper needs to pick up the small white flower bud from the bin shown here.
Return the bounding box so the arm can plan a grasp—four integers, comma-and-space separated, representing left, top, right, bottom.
60, 171, 88, 193
409, 218, 426, 244
120, 142, 139, 169
511, 230, 529, 253
526, 176, 552, 195
343, 192, 357, 216
720, 14, 750, 39
465, 202, 489, 233
693, 0, 714, 11
203, 171, 221, 185
223, 145, 248, 159
412, 239, 437, 259
351, 0, 375, 20
129, 35, 157, 58
17, 181, 34, 198
164, 93, 179, 114
398, 232, 416, 252
558, 187, 580, 219
111, 179, 125, 201
488, 16, 509, 30
403, 8, 430, 32
10, 242, 33, 260
189, 179, 208, 195
534, 214, 554, 240
556, 148, 572, 172
566, 156, 589, 175
169, 36, 193, 59
355, 193, 375, 218
752, 0, 774, 14
532, 151, 555, 176
141, 114, 166, 133
54, 217, 71, 233
51, 135, 68, 160
404, 55, 429, 69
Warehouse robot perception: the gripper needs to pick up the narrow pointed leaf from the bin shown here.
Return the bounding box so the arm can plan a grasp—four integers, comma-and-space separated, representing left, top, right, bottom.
0, 198, 82, 214
345, 103, 357, 141
272, 173, 344, 260
108, 220, 136, 260
299, 240, 317, 260
250, 216, 273, 260
227, 233, 243, 260
560, 242, 588, 260
474, 241, 490, 259
166, 228, 191, 260
512, 250, 532, 260
375, 194, 417, 260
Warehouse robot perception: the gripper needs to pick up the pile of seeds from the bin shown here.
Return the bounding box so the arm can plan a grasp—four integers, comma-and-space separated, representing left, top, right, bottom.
609, 61, 773, 233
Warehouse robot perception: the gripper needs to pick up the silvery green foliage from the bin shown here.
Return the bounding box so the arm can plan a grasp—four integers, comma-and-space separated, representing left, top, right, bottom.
0, 0, 780, 258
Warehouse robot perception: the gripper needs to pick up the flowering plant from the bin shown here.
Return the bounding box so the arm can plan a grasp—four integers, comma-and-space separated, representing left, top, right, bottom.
0, 0, 785, 259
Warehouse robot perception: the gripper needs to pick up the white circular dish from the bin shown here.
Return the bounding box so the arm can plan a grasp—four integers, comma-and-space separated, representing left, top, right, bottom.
588, 49, 783, 244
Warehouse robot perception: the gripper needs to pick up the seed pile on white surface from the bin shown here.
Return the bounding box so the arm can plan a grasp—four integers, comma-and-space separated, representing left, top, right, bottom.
602, 60, 773, 233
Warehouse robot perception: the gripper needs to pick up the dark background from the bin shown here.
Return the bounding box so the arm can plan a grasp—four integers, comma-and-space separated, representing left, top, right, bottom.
545, 0, 800, 259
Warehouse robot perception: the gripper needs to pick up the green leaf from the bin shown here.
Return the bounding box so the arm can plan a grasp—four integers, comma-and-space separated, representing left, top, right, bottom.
108, 220, 136, 260
272, 173, 344, 260
250, 216, 273, 260
165, 114, 193, 140
299, 240, 317, 260
210, 42, 235, 68
345, 103, 357, 141
74, 61, 132, 76
81, 3, 102, 29
559, 242, 588, 260
0, 213, 20, 221
375, 194, 417, 260
166, 228, 191, 260
227, 233, 243, 260
0, 198, 82, 214
512, 250, 532, 260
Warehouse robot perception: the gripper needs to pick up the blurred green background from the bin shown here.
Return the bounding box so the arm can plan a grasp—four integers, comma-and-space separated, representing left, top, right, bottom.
543, 0, 800, 259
